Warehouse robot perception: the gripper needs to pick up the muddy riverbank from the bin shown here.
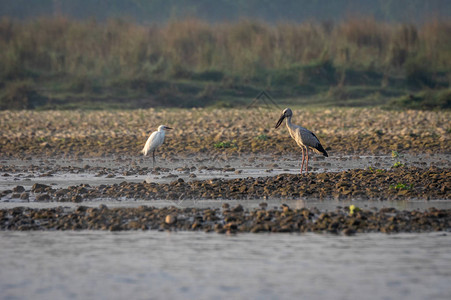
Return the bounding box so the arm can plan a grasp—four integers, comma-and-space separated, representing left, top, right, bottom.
2, 166, 449, 203
1, 108, 450, 234
1, 204, 450, 234
1, 108, 450, 158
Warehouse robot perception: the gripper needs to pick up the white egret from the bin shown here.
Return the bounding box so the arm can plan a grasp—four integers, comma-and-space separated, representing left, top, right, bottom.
275, 108, 328, 174
142, 125, 172, 167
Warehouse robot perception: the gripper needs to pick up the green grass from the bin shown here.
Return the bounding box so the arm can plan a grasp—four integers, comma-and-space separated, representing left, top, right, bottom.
255, 134, 269, 141
214, 141, 235, 149
392, 161, 404, 168
368, 166, 384, 173
389, 183, 413, 190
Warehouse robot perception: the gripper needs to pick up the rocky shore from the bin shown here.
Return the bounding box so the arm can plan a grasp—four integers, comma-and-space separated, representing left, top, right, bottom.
2, 167, 449, 202
1, 204, 450, 234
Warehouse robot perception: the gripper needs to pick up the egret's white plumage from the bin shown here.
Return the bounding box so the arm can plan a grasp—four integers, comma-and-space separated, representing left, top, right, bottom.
142, 125, 172, 166
275, 108, 328, 174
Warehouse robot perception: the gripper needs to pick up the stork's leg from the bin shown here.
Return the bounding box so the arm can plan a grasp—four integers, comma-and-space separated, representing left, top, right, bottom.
300, 146, 305, 174
152, 150, 156, 167
305, 147, 310, 173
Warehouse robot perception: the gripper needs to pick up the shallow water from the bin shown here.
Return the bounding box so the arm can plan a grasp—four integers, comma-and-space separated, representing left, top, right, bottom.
0, 231, 450, 300
0, 198, 450, 212
1, 154, 450, 300
1, 154, 450, 191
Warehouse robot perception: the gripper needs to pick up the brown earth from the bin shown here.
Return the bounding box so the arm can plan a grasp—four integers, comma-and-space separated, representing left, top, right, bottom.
1, 108, 450, 158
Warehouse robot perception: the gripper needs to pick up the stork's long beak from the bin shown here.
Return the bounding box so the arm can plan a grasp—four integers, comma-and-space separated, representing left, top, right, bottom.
275, 114, 285, 129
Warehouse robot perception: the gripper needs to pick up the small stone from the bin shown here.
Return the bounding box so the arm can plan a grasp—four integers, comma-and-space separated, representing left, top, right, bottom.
232, 204, 244, 212
342, 228, 356, 236
128, 221, 141, 230
165, 214, 177, 225
32, 183, 50, 192
259, 202, 268, 209
109, 224, 122, 231
35, 193, 50, 201
281, 204, 291, 213
191, 222, 201, 230
75, 206, 88, 213
397, 189, 409, 196
13, 186, 25, 193
71, 195, 82, 203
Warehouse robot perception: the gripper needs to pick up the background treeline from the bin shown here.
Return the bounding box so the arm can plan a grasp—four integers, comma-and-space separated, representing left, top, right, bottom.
1, 17, 450, 110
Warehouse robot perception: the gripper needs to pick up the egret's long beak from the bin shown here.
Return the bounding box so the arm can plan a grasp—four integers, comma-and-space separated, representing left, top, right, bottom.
275, 114, 285, 129
165, 127, 173, 130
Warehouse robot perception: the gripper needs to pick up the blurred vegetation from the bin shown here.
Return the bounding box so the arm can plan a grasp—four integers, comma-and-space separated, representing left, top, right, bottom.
386, 89, 451, 110
2, 0, 449, 24
0, 17, 450, 110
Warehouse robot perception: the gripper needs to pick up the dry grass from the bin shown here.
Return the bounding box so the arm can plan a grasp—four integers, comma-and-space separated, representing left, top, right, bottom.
1, 17, 450, 80
0, 17, 450, 109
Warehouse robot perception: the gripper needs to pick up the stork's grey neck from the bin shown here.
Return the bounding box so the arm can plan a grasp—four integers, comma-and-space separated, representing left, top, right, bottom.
285, 115, 294, 130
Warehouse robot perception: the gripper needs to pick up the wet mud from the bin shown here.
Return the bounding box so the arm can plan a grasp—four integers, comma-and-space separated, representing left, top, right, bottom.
1, 205, 450, 234
0, 108, 450, 233
2, 167, 449, 202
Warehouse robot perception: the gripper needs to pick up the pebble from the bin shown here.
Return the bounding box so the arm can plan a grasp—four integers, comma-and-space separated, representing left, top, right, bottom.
13, 167, 448, 203
0, 206, 449, 234
165, 214, 177, 224
13, 186, 25, 193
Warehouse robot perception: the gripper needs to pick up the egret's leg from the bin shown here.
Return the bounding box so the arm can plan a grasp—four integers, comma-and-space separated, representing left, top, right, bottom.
300, 147, 305, 174
305, 148, 310, 173
152, 150, 156, 167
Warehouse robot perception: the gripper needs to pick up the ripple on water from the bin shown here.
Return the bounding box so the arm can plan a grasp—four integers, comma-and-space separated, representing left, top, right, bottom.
0, 231, 450, 299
